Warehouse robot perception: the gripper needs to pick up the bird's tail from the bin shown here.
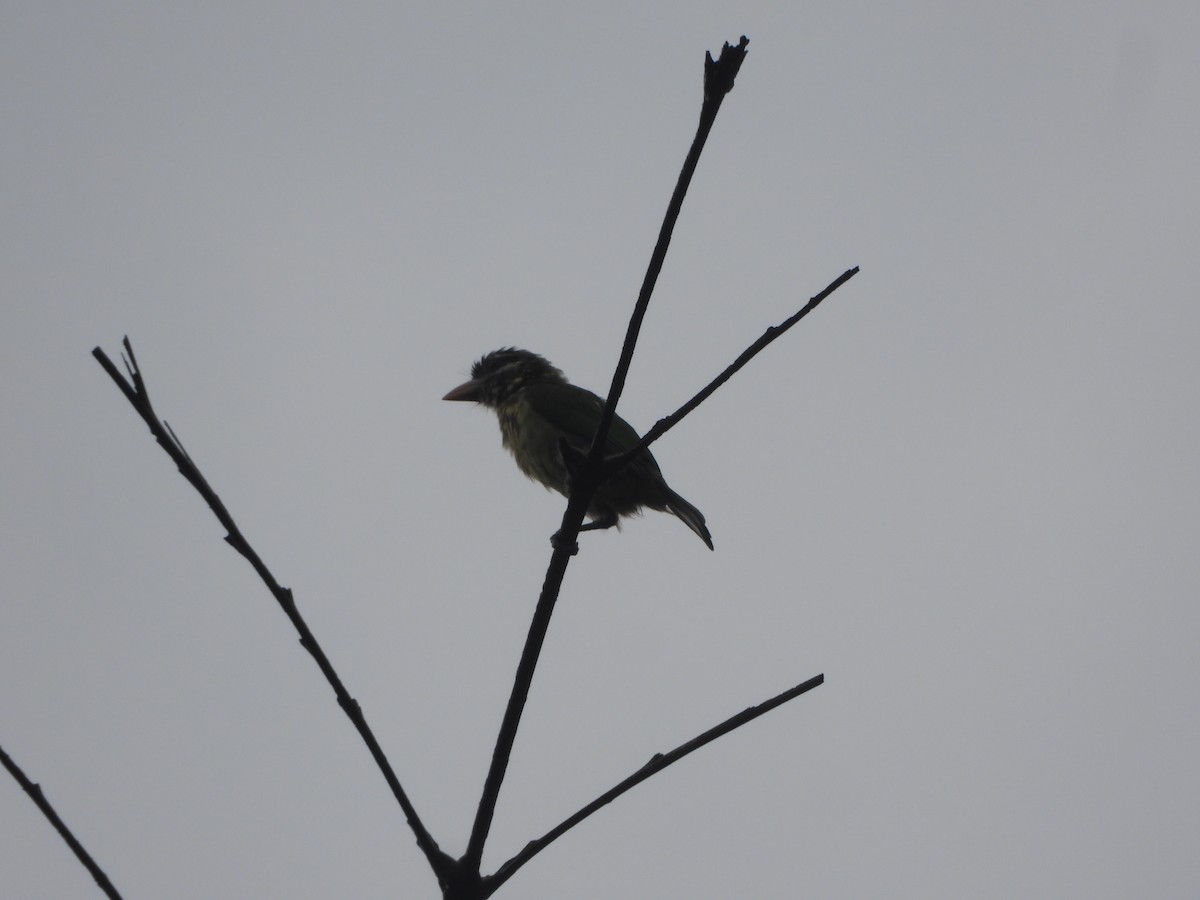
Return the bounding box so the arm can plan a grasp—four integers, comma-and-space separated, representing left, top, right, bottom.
665, 489, 714, 550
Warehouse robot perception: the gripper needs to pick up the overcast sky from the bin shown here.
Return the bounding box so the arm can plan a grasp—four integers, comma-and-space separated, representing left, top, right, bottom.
3, 3, 1198, 898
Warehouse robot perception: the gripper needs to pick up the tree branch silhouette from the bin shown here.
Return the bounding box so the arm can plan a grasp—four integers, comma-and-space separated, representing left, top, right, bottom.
484, 673, 824, 894
589, 35, 750, 474
1, 743, 125, 900
462, 35, 751, 876
59, 33, 845, 900
90, 338, 456, 888
610, 265, 860, 473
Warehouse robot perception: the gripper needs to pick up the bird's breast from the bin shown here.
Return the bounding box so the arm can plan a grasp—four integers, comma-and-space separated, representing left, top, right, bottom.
497, 401, 570, 495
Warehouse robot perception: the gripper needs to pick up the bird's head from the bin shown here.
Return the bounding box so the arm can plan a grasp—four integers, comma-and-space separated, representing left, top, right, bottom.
442, 348, 566, 408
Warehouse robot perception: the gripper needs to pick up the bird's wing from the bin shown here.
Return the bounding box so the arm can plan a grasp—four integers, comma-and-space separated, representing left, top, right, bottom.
524, 383, 650, 456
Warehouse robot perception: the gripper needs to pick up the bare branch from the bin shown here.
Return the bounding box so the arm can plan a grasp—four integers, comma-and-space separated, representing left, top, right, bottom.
462, 36, 752, 875
610, 266, 860, 474
1, 744, 125, 900
484, 673, 824, 894
590, 36, 750, 484
91, 339, 455, 886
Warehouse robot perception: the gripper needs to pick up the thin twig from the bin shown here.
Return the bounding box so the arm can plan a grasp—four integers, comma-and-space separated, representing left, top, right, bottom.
91, 339, 455, 887
462, 36, 751, 876
1, 744, 125, 900
484, 673, 824, 894
611, 266, 860, 472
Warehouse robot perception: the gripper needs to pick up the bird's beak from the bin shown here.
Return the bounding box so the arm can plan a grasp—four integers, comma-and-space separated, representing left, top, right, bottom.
442, 378, 483, 401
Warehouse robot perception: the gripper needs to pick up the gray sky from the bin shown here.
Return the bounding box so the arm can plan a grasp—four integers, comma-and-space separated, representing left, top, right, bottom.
3, 3, 1198, 898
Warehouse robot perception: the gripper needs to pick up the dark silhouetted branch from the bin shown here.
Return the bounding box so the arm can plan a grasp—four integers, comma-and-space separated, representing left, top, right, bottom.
590, 35, 750, 482
485, 673, 825, 894
1, 744, 125, 900
91, 338, 455, 888
462, 36, 751, 876
610, 265, 860, 474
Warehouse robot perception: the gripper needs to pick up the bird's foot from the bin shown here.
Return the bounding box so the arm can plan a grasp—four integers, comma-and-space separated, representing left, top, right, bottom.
550, 530, 580, 556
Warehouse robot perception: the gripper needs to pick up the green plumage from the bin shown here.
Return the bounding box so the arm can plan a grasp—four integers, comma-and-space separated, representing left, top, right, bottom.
444, 348, 713, 550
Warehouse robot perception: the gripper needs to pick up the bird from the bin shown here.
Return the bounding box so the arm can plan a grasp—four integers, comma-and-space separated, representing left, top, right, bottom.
443, 348, 713, 550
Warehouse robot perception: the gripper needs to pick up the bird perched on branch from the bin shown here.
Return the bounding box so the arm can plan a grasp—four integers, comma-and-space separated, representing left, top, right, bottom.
443, 348, 713, 550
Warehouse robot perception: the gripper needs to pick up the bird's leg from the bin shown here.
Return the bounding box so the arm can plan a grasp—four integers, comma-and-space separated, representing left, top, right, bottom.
550, 509, 617, 554
577, 510, 619, 533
